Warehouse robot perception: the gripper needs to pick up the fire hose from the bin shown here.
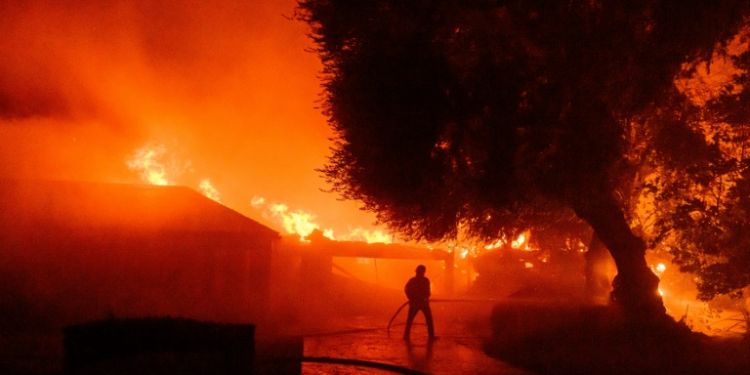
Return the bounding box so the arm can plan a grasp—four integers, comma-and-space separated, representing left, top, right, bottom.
386, 298, 499, 336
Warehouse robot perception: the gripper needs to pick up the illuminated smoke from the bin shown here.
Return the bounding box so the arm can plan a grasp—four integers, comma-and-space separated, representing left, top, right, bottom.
199, 178, 221, 203
126, 143, 170, 186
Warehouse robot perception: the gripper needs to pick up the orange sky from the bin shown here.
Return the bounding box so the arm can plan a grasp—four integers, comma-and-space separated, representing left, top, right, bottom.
0, 0, 382, 237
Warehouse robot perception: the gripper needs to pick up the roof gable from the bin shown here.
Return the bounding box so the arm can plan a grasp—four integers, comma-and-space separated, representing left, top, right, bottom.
0, 179, 279, 238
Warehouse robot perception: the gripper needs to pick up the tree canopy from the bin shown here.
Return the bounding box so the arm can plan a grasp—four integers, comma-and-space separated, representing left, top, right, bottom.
299, 0, 750, 317
645, 33, 750, 300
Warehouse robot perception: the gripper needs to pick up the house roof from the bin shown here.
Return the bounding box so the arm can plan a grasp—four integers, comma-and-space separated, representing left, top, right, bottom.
0, 179, 279, 238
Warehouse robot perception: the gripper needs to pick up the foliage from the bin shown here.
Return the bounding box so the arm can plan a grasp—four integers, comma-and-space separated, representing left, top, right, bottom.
299, 0, 750, 309
647, 30, 750, 300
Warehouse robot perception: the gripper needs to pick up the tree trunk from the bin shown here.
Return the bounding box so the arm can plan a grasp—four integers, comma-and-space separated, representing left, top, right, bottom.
584, 233, 614, 305
573, 196, 666, 321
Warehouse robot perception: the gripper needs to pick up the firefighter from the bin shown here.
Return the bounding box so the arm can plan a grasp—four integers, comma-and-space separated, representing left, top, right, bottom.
404, 264, 435, 340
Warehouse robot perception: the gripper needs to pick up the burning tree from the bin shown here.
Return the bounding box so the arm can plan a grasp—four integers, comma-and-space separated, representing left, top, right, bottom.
647, 31, 750, 302
298, 0, 750, 320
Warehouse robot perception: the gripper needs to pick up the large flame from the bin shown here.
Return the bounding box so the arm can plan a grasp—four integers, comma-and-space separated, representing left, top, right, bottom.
251, 194, 392, 243
127, 142, 223, 203
269, 203, 320, 239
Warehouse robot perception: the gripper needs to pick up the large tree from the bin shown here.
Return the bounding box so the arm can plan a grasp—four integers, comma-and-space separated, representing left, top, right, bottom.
647, 34, 750, 301
299, 0, 749, 319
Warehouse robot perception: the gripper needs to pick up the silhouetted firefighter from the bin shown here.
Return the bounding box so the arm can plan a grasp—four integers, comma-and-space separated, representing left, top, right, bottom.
403, 265, 434, 340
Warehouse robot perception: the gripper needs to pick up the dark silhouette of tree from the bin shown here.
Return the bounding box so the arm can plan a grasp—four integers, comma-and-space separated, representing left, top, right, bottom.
298, 0, 749, 319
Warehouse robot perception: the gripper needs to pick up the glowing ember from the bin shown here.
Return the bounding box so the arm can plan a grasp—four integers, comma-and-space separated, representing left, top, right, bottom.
199, 179, 221, 203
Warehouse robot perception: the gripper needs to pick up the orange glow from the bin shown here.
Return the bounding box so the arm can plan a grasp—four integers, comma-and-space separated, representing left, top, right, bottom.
484, 238, 505, 250
251, 194, 392, 243
269, 203, 319, 239
0, 0, 388, 242
337, 228, 393, 244
126, 143, 170, 186
650, 262, 667, 276
199, 179, 221, 203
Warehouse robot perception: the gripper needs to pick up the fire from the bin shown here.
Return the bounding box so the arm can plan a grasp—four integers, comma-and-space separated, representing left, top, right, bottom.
127, 142, 222, 203
651, 262, 667, 275
126, 143, 170, 186
127, 143, 394, 244
251, 195, 392, 243
484, 238, 505, 250
269, 203, 320, 239
199, 179, 221, 203
338, 228, 393, 243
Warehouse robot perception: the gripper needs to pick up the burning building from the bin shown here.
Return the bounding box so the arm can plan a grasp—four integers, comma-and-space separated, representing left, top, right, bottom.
0, 178, 279, 334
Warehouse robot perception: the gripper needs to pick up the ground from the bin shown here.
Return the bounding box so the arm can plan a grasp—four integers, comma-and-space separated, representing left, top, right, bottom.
486, 302, 750, 375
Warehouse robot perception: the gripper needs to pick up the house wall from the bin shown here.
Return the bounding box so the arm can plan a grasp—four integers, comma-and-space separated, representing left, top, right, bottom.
0, 223, 273, 334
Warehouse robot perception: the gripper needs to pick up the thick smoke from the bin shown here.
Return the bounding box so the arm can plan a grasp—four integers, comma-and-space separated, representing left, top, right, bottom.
0, 0, 378, 232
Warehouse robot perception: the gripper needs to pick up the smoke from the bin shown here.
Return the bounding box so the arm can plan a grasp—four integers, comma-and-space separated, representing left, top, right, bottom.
0, 0, 379, 234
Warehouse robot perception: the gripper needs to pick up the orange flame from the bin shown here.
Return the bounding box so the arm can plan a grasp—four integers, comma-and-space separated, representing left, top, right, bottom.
269, 203, 319, 239
127, 143, 170, 186
251, 195, 391, 243
127, 142, 222, 203
199, 179, 221, 203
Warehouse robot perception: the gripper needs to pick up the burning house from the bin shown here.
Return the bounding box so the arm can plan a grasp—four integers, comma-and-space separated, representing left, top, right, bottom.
0, 178, 280, 333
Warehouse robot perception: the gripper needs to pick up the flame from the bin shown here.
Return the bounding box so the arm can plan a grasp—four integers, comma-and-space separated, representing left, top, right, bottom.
484, 238, 505, 250
651, 262, 667, 275
127, 142, 223, 204
127, 144, 393, 243
251, 195, 391, 243
269, 203, 319, 239
127, 143, 170, 186
337, 228, 392, 244
199, 179, 221, 203
482, 232, 530, 251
